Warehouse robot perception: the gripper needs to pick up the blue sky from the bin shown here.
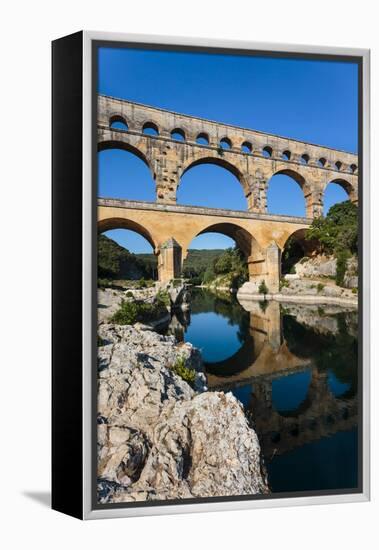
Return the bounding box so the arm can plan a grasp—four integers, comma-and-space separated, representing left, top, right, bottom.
98, 47, 358, 253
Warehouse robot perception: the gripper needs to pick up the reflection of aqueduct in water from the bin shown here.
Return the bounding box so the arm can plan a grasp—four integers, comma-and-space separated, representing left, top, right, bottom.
205, 300, 358, 456
98, 95, 359, 292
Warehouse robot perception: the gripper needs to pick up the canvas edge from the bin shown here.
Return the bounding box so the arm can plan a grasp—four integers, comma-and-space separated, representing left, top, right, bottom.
81, 31, 370, 520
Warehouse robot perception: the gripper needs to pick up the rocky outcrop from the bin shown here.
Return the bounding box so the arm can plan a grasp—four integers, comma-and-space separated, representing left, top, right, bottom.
294, 254, 358, 289
294, 255, 337, 278
166, 281, 191, 311
97, 324, 268, 503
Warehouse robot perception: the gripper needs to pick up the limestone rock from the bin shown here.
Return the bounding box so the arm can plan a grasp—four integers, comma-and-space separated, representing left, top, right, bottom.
97, 324, 268, 503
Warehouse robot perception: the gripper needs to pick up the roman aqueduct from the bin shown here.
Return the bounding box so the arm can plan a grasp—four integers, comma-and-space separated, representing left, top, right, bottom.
97, 94, 359, 291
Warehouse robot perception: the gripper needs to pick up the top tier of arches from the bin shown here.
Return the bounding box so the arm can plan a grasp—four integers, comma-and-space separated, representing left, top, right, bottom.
99, 95, 359, 175
98, 95, 359, 217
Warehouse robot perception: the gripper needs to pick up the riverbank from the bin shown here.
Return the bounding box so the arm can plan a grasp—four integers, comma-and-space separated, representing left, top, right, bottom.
97, 323, 269, 503
237, 279, 358, 308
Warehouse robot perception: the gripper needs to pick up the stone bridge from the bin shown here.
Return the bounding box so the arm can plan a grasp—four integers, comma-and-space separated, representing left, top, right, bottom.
97, 95, 359, 290
98, 94, 358, 216
98, 198, 310, 291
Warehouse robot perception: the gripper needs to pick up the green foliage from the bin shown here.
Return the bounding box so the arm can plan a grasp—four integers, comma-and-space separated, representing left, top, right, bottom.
280, 278, 289, 290
317, 283, 325, 293
182, 249, 226, 282
306, 201, 358, 256
259, 280, 268, 295
98, 278, 112, 289
137, 278, 147, 288
98, 234, 157, 281
156, 289, 170, 307
336, 249, 350, 287
352, 287, 358, 294
170, 355, 196, 386
111, 298, 168, 326
125, 291, 134, 298
192, 247, 249, 289
305, 201, 358, 289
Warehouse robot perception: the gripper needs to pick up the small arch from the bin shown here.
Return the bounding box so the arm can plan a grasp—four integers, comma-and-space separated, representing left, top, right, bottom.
241, 141, 252, 154
350, 163, 358, 174
109, 115, 129, 131
142, 121, 159, 136
318, 157, 327, 167
282, 150, 291, 161
335, 160, 342, 171
219, 137, 232, 150
300, 153, 310, 165
196, 132, 209, 146
171, 128, 185, 141
262, 145, 273, 158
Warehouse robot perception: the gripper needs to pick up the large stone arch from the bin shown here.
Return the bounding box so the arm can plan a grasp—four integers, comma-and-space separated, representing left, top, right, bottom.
179, 155, 251, 205
98, 216, 157, 252
183, 221, 266, 289
184, 221, 262, 259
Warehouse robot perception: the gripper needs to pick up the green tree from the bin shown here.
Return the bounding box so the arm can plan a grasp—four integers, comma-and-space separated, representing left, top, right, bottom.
305, 201, 358, 255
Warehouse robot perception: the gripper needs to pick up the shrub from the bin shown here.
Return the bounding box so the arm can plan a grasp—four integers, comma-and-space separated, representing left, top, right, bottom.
156, 289, 170, 307
336, 250, 350, 287
111, 297, 168, 326
137, 278, 147, 288
125, 291, 134, 298
317, 283, 325, 293
289, 265, 296, 274
280, 278, 289, 290
111, 300, 139, 325
98, 278, 112, 289
352, 287, 358, 294
171, 355, 196, 386
258, 280, 268, 295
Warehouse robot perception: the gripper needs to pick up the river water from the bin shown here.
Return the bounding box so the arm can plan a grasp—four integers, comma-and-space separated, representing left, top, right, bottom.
167, 288, 359, 494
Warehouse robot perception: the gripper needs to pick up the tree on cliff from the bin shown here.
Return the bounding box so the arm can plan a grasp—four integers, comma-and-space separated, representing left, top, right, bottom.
305, 201, 358, 255
305, 201, 358, 286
